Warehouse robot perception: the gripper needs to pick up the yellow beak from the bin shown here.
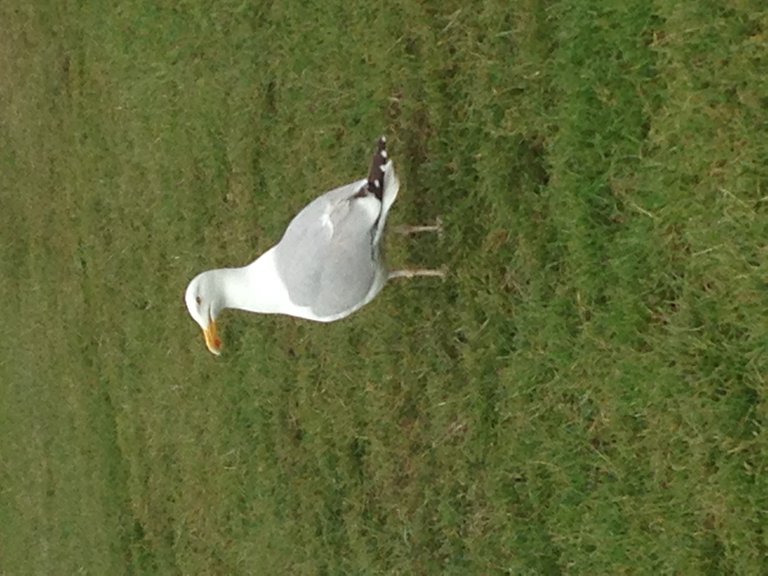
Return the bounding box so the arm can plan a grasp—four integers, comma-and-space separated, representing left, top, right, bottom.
203, 319, 222, 356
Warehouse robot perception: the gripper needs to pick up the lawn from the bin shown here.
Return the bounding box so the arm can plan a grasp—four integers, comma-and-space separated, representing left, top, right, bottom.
1, 1, 767, 574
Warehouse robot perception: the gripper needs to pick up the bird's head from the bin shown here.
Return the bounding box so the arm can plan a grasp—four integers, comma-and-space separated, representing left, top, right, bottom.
184, 271, 223, 356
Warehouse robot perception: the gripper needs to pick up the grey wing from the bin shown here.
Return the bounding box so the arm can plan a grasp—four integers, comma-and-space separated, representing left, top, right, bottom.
274, 180, 380, 316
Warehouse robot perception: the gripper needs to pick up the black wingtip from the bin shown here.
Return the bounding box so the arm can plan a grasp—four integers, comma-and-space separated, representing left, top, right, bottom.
365, 136, 388, 200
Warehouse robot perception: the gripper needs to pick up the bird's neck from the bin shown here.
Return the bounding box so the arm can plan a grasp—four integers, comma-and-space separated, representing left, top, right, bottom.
214, 247, 292, 316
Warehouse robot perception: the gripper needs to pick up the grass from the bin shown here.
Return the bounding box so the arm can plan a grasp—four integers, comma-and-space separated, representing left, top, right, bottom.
1, 0, 767, 573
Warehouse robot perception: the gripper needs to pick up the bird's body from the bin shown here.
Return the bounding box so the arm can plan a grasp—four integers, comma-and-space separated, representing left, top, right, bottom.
185, 137, 399, 354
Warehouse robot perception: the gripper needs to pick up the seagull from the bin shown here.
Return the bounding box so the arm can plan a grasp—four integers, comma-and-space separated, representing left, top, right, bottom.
184, 137, 443, 355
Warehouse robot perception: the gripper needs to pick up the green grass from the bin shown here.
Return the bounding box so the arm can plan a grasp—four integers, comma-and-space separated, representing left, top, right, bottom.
2, 0, 767, 573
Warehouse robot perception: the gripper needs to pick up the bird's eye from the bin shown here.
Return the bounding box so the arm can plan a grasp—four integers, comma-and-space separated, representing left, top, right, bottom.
195, 296, 202, 305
